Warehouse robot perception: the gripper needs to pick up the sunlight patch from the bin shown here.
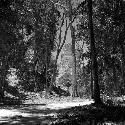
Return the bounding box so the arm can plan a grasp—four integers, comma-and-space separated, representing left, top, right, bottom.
47, 100, 94, 109
0, 109, 30, 118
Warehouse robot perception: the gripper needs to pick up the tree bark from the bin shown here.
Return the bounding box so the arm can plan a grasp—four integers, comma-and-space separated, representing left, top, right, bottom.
45, 41, 49, 98
0, 58, 9, 102
119, 0, 125, 94
112, 43, 118, 93
91, 59, 94, 99
0, 72, 4, 102
120, 39, 125, 92
113, 62, 117, 91
68, 0, 78, 98
87, 0, 102, 104
104, 34, 109, 97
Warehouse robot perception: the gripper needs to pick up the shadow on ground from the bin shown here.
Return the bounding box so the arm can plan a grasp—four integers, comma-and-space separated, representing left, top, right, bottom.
1, 103, 125, 125
0, 104, 59, 125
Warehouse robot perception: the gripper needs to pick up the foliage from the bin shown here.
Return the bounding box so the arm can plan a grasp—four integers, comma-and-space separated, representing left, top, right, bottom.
1, 0, 125, 104
0, 0, 60, 102
74, 0, 125, 99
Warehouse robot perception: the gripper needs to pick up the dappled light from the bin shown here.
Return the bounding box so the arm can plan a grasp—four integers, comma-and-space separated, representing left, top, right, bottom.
0, 100, 94, 125
1, 0, 125, 124
47, 99, 94, 109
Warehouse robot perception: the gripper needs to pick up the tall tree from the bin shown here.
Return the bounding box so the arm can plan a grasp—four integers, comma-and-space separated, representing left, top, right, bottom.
87, 0, 102, 104
68, 0, 78, 97
118, 0, 125, 91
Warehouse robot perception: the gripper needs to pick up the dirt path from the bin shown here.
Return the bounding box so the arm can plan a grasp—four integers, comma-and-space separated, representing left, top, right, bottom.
0, 100, 94, 125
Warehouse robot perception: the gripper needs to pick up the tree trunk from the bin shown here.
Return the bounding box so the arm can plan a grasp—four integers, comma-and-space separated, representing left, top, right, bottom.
87, 0, 102, 104
91, 59, 94, 99
0, 59, 9, 102
68, 0, 78, 98
104, 34, 109, 97
120, 41, 125, 93
112, 43, 118, 93
0, 74, 4, 102
113, 63, 117, 91
45, 42, 49, 98
49, 63, 57, 94
119, 0, 125, 94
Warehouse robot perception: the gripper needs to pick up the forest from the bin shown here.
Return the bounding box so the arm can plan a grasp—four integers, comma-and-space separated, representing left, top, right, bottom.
1, 0, 125, 125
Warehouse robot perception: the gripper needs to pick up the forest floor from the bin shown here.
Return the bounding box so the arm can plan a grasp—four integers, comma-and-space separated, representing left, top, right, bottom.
0, 97, 93, 125
1, 92, 125, 125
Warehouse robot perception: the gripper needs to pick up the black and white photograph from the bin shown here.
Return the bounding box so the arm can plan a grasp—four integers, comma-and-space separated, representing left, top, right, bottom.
0, 0, 125, 124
